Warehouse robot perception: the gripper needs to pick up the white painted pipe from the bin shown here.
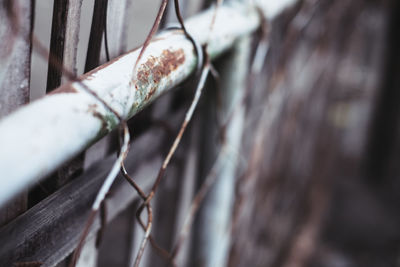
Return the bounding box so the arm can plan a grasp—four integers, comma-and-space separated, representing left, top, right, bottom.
0, 0, 298, 207
0, 2, 259, 207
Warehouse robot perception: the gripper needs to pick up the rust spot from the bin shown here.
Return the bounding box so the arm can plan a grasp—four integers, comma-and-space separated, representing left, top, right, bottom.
137, 48, 186, 86
50, 83, 78, 95
145, 87, 157, 101
87, 104, 107, 130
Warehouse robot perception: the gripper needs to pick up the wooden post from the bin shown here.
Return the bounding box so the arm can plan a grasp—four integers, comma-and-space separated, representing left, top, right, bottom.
0, 0, 33, 227
29, 0, 84, 205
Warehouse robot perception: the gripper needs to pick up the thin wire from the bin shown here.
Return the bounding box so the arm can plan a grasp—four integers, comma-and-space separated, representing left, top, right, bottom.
69, 123, 130, 267
132, 1, 224, 265
104, 0, 110, 62
130, 1, 208, 266
168, 144, 228, 266
120, 164, 172, 261
131, 0, 168, 84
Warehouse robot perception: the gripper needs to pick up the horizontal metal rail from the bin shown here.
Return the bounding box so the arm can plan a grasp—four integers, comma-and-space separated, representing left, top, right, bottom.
0, 122, 169, 266
0, 1, 297, 207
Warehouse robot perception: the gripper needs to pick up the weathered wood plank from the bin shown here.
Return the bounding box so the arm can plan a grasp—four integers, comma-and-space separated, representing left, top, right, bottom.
32, 0, 84, 206
46, 0, 82, 92
0, 1, 32, 117
0, 0, 33, 227
0, 121, 178, 266
0, 2, 31, 116
84, 0, 108, 73
0, 100, 187, 266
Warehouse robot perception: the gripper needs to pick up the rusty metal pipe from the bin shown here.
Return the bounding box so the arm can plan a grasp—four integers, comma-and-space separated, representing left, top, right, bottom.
0, 1, 296, 206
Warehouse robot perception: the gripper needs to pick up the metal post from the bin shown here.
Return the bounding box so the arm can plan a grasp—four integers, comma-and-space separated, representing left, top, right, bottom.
194, 36, 250, 267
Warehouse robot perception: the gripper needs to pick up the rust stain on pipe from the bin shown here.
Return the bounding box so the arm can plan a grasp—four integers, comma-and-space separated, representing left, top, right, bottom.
145, 87, 157, 101
136, 48, 186, 103
87, 103, 108, 131
137, 48, 186, 90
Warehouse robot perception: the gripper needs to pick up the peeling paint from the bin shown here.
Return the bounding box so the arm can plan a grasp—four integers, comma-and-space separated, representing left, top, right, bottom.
130, 48, 187, 114
87, 103, 106, 130
145, 87, 157, 101
137, 48, 186, 86
87, 103, 119, 138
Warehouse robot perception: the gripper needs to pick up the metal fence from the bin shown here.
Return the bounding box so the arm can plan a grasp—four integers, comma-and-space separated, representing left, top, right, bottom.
0, 1, 297, 266
1, 0, 400, 267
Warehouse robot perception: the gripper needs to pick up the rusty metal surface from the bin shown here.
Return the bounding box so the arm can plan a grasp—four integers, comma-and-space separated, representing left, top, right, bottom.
0, 1, 296, 207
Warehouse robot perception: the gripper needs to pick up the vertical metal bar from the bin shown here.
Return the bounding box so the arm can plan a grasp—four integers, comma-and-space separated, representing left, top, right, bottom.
194, 36, 251, 266
0, 0, 33, 226
76, 237, 98, 267
47, 0, 70, 92
149, 163, 181, 266
172, 118, 201, 267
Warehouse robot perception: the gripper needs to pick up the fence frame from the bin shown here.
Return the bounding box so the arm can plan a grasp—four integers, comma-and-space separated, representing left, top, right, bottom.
0, 1, 298, 266
0, 3, 262, 207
